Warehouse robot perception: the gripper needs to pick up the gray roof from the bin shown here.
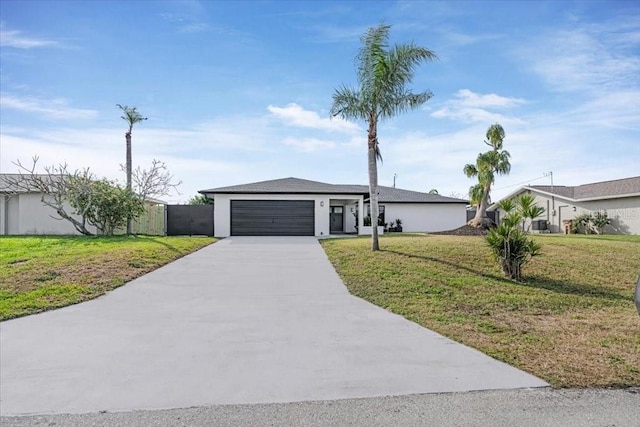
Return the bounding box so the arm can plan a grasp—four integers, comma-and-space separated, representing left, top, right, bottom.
200, 177, 468, 204
200, 177, 366, 195
362, 185, 467, 203
530, 176, 640, 200
0, 173, 61, 193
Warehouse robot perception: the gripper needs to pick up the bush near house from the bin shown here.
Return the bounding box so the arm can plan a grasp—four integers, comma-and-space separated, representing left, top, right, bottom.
572, 211, 611, 234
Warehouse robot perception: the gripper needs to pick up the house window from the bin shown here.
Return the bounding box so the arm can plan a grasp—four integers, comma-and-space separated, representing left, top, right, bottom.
367, 205, 385, 225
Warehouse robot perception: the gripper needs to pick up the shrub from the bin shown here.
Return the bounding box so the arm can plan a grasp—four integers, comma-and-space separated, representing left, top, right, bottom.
572, 211, 610, 235
486, 200, 541, 281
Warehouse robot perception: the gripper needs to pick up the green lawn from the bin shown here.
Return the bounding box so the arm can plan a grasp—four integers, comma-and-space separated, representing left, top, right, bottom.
0, 235, 216, 320
321, 233, 640, 388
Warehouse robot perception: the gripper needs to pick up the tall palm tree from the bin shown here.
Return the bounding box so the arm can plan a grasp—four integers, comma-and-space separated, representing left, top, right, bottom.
117, 104, 147, 234
331, 24, 436, 250
464, 123, 511, 228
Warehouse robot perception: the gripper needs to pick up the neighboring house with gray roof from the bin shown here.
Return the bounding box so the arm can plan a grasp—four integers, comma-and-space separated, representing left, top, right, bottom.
0, 174, 165, 236
0, 174, 97, 235
489, 176, 640, 234
199, 177, 468, 237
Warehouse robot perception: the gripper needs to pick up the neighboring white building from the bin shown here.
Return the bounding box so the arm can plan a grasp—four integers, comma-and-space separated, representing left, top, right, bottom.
489, 176, 640, 235
0, 174, 98, 235
0, 174, 165, 236
199, 177, 468, 238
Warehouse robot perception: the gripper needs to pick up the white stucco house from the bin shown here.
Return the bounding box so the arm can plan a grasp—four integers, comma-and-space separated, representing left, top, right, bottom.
489, 176, 640, 235
199, 177, 468, 238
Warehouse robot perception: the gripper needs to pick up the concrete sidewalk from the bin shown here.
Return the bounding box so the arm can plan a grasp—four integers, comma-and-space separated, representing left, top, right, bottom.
0, 237, 547, 416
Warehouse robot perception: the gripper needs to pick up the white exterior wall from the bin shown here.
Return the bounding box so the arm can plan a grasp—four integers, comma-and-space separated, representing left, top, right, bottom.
383, 203, 467, 232
344, 203, 358, 233
213, 193, 364, 238
0, 196, 6, 235
1, 193, 98, 235
582, 197, 640, 235
496, 190, 640, 235
7, 195, 19, 234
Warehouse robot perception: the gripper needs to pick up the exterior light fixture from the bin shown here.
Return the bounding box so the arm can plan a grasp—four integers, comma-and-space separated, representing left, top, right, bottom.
320, 201, 324, 207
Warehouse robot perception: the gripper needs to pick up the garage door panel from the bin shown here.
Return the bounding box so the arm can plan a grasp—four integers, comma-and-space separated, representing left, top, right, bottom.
231, 200, 315, 236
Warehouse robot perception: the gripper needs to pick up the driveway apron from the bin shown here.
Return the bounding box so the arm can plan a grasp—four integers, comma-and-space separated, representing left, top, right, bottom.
0, 236, 547, 415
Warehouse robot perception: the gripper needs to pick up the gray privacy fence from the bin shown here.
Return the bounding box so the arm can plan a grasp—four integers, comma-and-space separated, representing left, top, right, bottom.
166, 205, 214, 236
466, 210, 499, 223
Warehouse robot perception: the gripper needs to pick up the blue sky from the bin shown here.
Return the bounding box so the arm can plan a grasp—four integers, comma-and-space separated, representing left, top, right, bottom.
1, 0, 638, 203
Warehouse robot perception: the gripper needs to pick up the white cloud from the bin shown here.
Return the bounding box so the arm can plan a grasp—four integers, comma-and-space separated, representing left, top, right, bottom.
281, 137, 336, 152
0, 28, 59, 49
0, 94, 98, 120
268, 103, 360, 134
516, 19, 640, 94
431, 89, 526, 124
453, 89, 525, 109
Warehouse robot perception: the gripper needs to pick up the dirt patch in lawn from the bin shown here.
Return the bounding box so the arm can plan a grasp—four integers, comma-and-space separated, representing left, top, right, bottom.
430, 225, 489, 236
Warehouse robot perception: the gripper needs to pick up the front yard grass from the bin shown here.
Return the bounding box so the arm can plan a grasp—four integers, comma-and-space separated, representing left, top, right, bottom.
0, 235, 215, 320
321, 233, 640, 388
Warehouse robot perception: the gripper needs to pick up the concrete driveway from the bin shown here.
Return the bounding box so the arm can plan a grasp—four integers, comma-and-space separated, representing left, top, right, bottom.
0, 237, 547, 416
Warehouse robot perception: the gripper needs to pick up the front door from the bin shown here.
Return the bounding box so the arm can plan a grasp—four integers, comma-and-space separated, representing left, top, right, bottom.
330, 206, 344, 233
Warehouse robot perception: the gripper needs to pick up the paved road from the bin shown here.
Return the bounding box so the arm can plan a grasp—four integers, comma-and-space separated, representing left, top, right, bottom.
0, 237, 546, 416
2, 389, 639, 426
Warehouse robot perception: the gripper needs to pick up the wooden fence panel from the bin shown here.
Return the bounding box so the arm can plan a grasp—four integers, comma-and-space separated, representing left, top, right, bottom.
115, 205, 166, 235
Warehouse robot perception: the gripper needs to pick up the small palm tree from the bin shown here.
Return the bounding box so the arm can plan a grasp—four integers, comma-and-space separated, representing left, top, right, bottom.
516, 194, 545, 232
331, 24, 437, 251
117, 104, 147, 234
486, 199, 541, 281
464, 123, 511, 228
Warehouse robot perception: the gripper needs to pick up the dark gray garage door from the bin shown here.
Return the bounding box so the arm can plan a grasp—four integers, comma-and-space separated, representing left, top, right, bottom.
231, 200, 315, 236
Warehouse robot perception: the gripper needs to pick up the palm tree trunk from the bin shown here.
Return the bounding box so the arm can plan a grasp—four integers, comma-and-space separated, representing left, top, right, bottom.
469, 184, 493, 228
126, 131, 132, 235
368, 116, 379, 251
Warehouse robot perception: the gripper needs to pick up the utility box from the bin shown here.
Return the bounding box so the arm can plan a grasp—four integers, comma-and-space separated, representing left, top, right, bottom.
532, 220, 548, 231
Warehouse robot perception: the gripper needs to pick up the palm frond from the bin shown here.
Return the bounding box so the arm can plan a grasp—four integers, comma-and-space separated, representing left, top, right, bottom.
463, 163, 478, 178
331, 85, 367, 121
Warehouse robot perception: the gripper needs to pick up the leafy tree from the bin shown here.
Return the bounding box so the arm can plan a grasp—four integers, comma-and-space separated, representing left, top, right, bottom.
117, 104, 147, 234
516, 193, 545, 232
464, 124, 511, 228
9, 156, 179, 236
331, 23, 436, 250
486, 199, 541, 281
69, 179, 144, 236
189, 194, 210, 205
428, 188, 439, 194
